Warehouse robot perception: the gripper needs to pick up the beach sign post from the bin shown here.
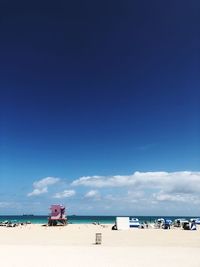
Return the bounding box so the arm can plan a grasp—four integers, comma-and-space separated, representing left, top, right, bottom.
95, 233, 102, 244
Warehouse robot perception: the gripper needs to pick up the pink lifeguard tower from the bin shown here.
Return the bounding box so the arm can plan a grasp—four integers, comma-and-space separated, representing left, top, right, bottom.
48, 204, 67, 226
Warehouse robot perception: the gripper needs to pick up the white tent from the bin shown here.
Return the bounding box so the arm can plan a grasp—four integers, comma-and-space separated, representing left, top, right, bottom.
116, 217, 129, 230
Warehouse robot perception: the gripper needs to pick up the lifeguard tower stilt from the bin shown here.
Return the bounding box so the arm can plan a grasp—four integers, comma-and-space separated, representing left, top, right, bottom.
48, 204, 67, 226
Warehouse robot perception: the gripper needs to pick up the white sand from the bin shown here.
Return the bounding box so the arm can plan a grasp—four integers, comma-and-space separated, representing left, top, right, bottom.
0, 224, 200, 267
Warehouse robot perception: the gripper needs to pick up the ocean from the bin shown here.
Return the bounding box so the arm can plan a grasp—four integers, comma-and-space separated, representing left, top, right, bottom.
0, 215, 198, 225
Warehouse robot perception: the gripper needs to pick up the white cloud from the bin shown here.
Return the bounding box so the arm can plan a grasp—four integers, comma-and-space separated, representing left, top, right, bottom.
53, 190, 76, 199
85, 190, 100, 199
153, 191, 200, 204
154, 192, 186, 202
25, 171, 200, 214
72, 171, 200, 191
28, 188, 48, 196
28, 177, 60, 197
72, 171, 200, 205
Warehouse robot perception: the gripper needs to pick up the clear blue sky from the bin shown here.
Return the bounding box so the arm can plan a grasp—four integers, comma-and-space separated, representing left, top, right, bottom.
0, 0, 200, 215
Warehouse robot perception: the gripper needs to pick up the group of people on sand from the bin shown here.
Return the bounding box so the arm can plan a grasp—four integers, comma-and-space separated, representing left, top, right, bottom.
0, 221, 31, 227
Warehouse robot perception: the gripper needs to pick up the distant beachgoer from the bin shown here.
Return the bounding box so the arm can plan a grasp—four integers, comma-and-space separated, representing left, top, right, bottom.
191, 222, 197, 230
112, 224, 117, 230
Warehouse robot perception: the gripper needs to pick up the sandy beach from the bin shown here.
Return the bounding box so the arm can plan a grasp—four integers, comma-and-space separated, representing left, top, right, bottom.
0, 224, 200, 267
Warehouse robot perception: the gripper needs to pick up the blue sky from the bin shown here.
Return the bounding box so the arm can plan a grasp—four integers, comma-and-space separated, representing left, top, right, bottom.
0, 1, 200, 215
